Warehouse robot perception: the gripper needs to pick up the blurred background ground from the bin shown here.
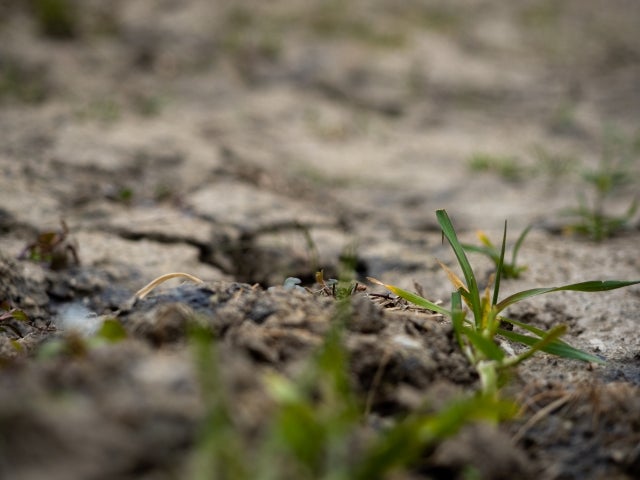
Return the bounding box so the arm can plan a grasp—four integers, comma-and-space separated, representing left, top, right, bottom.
1, 1, 639, 479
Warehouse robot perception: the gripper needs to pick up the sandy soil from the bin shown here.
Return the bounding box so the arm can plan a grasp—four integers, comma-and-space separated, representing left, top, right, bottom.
1, 1, 639, 479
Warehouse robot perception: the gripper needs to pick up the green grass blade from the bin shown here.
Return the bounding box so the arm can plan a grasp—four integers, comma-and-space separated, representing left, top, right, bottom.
464, 329, 505, 361
354, 393, 516, 480
501, 316, 570, 344
461, 243, 499, 262
450, 291, 465, 352
497, 328, 604, 363
368, 278, 450, 316
492, 220, 508, 307
495, 279, 640, 313
507, 324, 567, 366
511, 224, 532, 266
436, 210, 483, 325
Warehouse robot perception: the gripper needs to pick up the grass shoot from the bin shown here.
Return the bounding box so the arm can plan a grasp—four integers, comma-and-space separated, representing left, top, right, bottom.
370, 209, 640, 396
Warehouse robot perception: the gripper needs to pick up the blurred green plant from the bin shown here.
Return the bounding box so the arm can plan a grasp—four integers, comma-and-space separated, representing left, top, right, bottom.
30, 0, 78, 39
189, 265, 513, 479
462, 225, 532, 279
468, 153, 524, 181
563, 130, 638, 241
36, 317, 127, 359
531, 145, 578, 177
0, 59, 49, 104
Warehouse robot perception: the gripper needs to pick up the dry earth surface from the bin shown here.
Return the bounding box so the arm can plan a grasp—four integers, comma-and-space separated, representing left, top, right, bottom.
1, 1, 640, 479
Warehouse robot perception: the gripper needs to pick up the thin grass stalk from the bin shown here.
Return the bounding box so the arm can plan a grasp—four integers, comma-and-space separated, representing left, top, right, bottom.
492, 220, 508, 307
436, 210, 483, 326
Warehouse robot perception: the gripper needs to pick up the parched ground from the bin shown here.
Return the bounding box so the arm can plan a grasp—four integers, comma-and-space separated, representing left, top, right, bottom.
1, 1, 639, 479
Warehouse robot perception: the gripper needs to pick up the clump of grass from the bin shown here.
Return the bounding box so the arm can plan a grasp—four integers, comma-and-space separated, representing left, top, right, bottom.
371, 209, 640, 396
468, 153, 524, 182
530, 145, 578, 177
462, 225, 532, 279
563, 131, 638, 241
0, 58, 49, 104
29, 0, 78, 39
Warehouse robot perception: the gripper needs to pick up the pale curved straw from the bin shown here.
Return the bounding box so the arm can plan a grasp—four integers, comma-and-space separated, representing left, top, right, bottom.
134, 272, 205, 300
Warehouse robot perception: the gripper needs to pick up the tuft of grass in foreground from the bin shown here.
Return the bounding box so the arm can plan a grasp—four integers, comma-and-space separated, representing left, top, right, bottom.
371, 209, 640, 396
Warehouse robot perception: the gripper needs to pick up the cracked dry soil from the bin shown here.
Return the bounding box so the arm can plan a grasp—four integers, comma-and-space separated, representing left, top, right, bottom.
1, 1, 640, 479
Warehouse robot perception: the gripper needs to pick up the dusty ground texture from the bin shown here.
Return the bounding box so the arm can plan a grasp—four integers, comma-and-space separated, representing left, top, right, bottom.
1, 1, 640, 479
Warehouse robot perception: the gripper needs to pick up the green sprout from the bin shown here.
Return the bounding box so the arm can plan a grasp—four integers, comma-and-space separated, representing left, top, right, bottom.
462, 225, 532, 279
371, 209, 640, 396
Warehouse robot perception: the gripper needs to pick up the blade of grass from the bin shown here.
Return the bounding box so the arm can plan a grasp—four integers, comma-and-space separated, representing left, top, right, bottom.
464, 329, 505, 361
497, 328, 603, 363
500, 316, 571, 345
505, 324, 567, 366
492, 220, 508, 307
436, 210, 483, 325
354, 393, 516, 480
450, 291, 466, 352
461, 243, 499, 263
438, 260, 468, 293
367, 278, 450, 316
495, 280, 640, 313
511, 224, 532, 266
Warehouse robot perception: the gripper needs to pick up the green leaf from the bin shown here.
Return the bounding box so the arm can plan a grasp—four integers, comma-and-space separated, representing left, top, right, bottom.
436, 210, 482, 325
497, 328, 603, 363
492, 220, 508, 306
511, 224, 532, 266
9, 309, 29, 323
464, 329, 505, 361
368, 278, 450, 316
461, 243, 499, 262
96, 318, 127, 342
450, 291, 466, 351
508, 324, 567, 366
355, 393, 517, 480
501, 316, 570, 343
495, 280, 640, 313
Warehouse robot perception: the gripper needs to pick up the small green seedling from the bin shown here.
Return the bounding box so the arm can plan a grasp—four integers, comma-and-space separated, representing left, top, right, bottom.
564, 132, 638, 241
371, 209, 640, 396
468, 153, 524, 181
462, 225, 532, 279
565, 195, 637, 242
